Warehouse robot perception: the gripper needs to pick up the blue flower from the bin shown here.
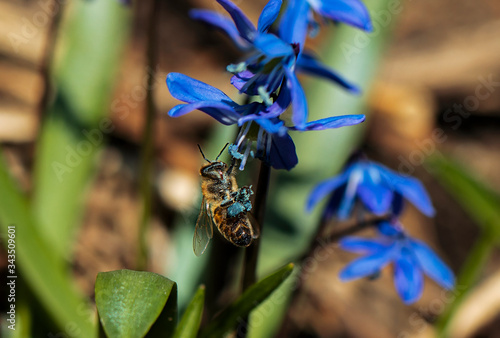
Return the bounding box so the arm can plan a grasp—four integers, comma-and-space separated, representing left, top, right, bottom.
279, 0, 373, 47
190, 0, 359, 129
306, 156, 435, 220
339, 221, 455, 304
191, 6, 359, 94
167, 72, 365, 170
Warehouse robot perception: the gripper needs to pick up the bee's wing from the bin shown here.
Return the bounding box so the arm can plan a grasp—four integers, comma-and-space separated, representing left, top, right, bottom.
193, 197, 214, 256
248, 212, 260, 239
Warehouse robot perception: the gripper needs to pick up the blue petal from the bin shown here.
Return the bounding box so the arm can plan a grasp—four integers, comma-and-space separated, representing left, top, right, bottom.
237, 90, 290, 125
306, 170, 350, 212
167, 73, 234, 104
216, 0, 257, 41
168, 101, 240, 125
296, 52, 361, 93
230, 70, 254, 92
321, 185, 345, 220
410, 240, 455, 290
253, 117, 287, 135
308, 0, 373, 32
357, 170, 393, 214
393, 248, 424, 304
376, 164, 436, 217
291, 114, 365, 131
278, 0, 310, 46
377, 221, 404, 237
284, 68, 308, 130
257, 0, 282, 33
253, 34, 294, 59
393, 176, 435, 217
339, 246, 395, 281
337, 166, 363, 220
391, 193, 405, 216
268, 133, 298, 170
340, 237, 389, 253
190, 9, 250, 50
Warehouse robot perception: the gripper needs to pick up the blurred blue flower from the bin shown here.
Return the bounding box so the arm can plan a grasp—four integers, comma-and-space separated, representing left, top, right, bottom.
306, 156, 435, 220
167, 72, 365, 170
279, 0, 373, 46
339, 221, 455, 304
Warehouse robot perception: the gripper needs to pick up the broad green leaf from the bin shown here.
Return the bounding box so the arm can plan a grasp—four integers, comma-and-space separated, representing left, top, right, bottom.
173, 286, 205, 338
33, 0, 131, 259
200, 263, 294, 338
95, 270, 177, 338
0, 152, 94, 337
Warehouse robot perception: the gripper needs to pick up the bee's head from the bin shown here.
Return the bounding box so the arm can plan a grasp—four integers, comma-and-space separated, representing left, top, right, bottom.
200, 161, 227, 180
197, 143, 229, 179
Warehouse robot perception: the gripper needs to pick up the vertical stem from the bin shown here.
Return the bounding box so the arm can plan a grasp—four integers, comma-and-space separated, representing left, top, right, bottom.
237, 162, 271, 337
242, 162, 271, 289
37, 0, 64, 119
137, 0, 160, 270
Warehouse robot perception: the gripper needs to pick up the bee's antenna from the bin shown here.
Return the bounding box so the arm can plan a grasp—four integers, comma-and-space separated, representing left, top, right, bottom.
215, 143, 229, 161
197, 144, 211, 163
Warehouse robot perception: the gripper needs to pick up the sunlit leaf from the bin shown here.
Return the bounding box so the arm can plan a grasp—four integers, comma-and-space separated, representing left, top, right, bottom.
0, 152, 94, 337
96, 270, 177, 338
33, 0, 131, 258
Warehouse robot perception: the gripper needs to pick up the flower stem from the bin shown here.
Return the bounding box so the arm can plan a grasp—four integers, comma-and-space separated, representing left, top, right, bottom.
137, 0, 160, 270
299, 215, 389, 265
38, 0, 64, 119
242, 162, 271, 289
237, 161, 271, 336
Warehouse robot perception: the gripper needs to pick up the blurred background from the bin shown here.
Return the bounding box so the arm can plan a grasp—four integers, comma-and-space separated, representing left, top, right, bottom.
0, 0, 499, 337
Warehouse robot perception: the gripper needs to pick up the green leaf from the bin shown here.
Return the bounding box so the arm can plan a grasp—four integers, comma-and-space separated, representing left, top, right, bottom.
199, 263, 294, 338
0, 152, 94, 337
32, 0, 131, 259
173, 286, 205, 338
426, 154, 500, 337
426, 154, 500, 236
95, 270, 178, 338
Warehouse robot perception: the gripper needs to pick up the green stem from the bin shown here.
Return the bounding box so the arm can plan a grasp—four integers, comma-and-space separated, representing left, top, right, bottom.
37, 0, 64, 119
435, 231, 495, 337
137, 0, 160, 270
237, 162, 271, 336
242, 162, 271, 289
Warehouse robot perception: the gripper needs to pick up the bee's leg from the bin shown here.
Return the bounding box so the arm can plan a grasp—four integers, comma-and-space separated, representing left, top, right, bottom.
226, 155, 238, 177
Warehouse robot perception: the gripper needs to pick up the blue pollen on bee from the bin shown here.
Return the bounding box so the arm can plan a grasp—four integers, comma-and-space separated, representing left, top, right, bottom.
227, 202, 245, 218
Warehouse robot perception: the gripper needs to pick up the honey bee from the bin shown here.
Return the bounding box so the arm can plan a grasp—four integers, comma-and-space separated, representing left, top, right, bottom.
194, 144, 258, 256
